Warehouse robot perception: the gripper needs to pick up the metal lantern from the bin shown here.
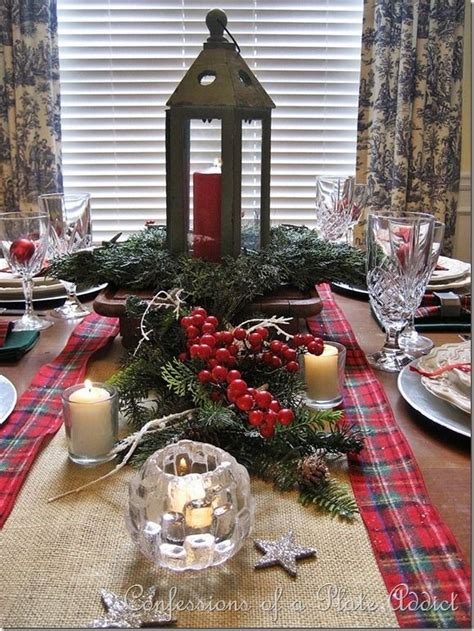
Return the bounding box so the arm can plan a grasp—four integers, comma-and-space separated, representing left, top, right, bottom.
165, 8, 275, 260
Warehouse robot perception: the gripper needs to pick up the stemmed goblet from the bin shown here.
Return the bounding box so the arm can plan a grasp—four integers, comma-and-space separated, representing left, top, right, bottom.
366, 211, 434, 372
399, 220, 445, 356
0, 212, 54, 331
39, 193, 92, 319
315, 175, 368, 243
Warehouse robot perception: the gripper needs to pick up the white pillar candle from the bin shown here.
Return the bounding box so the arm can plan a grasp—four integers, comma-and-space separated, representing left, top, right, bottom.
68, 380, 115, 457
304, 344, 339, 401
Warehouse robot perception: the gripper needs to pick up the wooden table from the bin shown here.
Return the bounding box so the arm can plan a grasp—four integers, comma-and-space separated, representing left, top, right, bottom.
0, 293, 470, 561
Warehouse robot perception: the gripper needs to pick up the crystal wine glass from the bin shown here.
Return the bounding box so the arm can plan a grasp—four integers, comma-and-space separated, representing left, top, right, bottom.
366, 211, 434, 372
315, 175, 368, 243
345, 176, 372, 245
399, 220, 445, 356
38, 193, 92, 319
0, 212, 54, 331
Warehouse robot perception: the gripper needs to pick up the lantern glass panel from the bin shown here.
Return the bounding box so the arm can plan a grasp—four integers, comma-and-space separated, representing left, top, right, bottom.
189, 118, 222, 262
242, 119, 262, 251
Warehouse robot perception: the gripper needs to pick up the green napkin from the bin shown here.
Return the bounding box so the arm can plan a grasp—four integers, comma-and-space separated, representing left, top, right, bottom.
0, 330, 40, 362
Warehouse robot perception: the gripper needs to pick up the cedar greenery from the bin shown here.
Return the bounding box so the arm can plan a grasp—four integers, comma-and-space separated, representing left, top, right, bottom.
48, 224, 366, 321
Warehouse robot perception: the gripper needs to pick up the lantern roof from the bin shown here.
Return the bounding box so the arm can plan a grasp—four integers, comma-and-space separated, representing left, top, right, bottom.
166, 9, 275, 110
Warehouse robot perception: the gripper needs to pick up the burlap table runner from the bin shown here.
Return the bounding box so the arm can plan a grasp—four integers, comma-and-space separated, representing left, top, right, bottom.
0, 427, 398, 628
0, 335, 399, 628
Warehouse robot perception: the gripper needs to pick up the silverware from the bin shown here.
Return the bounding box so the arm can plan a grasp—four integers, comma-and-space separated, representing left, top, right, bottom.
458, 333, 471, 342
0, 308, 47, 317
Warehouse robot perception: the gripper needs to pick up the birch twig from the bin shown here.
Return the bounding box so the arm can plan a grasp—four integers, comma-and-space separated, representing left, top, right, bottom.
48, 408, 196, 502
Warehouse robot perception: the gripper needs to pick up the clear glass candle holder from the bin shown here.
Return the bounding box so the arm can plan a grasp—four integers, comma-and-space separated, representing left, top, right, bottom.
302, 341, 347, 409
62, 381, 119, 466
126, 440, 255, 572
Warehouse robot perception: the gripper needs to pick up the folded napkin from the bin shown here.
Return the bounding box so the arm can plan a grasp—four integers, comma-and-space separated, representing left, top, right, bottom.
415, 293, 471, 332
371, 292, 471, 332
416, 292, 470, 319
0, 321, 13, 347
0, 330, 40, 362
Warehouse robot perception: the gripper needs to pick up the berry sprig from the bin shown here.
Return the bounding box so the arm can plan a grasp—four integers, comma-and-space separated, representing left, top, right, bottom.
178, 307, 325, 438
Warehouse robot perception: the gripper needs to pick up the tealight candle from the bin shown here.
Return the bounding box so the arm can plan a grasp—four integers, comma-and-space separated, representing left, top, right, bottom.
168, 457, 213, 528
303, 341, 346, 409
126, 440, 255, 571
62, 380, 119, 465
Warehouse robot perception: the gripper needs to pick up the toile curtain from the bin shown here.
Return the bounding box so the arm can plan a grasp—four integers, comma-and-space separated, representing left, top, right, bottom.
356, 0, 465, 255
0, 0, 62, 213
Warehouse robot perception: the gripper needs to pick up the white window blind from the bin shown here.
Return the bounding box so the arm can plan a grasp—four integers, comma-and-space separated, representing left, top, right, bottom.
57, 1, 363, 241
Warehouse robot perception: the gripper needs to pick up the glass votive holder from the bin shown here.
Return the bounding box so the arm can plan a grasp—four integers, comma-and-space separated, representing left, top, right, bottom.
126, 440, 255, 571
62, 381, 119, 466
302, 341, 347, 409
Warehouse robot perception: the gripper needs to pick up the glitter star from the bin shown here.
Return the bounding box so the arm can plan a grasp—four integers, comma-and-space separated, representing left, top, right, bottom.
90, 587, 176, 628
254, 531, 317, 577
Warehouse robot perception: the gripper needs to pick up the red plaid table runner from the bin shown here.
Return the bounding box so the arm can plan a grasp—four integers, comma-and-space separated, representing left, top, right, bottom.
0, 314, 119, 528
0, 320, 13, 346
309, 284, 471, 628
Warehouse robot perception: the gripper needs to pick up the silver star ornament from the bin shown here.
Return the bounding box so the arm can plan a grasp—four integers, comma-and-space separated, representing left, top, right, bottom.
254, 530, 317, 577
90, 587, 176, 628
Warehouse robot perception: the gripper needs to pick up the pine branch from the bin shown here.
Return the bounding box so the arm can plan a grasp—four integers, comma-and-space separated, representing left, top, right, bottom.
299, 478, 359, 520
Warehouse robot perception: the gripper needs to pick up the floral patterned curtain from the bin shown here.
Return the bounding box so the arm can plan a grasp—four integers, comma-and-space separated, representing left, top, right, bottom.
0, 0, 62, 213
356, 0, 465, 255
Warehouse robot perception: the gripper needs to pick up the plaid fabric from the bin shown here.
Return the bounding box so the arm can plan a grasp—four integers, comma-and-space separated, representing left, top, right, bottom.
309, 284, 471, 628
416, 293, 471, 320
0, 320, 13, 347
0, 314, 119, 528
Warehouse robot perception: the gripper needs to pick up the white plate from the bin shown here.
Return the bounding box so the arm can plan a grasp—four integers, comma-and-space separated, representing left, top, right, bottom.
398, 359, 471, 437
417, 342, 471, 414
430, 256, 471, 283
0, 283, 107, 306
331, 281, 369, 298
0, 280, 67, 299
426, 273, 471, 292
0, 273, 58, 288
0, 374, 17, 424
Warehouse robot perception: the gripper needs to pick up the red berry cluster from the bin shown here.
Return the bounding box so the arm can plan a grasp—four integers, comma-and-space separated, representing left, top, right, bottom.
179, 306, 238, 371
226, 378, 295, 438
178, 307, 303, 438
291, 333, 325, 356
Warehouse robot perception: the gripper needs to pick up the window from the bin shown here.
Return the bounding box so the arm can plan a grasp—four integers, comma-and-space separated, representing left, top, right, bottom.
57, 1, 363, 241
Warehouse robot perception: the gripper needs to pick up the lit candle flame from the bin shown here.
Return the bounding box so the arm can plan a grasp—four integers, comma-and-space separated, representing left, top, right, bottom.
178, 457, 188, 476
84, 379, 93, 392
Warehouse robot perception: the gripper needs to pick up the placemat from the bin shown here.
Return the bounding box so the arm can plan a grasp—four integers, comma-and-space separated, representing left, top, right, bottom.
309, 284, 471, 628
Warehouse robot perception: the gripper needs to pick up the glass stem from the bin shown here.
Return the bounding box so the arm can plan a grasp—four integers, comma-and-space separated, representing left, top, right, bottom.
22, 276, 34, 318
383, 325, 401, 352
404, 314, 416, 335
65, 281, 78, 302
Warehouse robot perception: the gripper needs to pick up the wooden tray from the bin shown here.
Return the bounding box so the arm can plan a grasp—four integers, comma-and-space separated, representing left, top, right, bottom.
94, 285, 322, 348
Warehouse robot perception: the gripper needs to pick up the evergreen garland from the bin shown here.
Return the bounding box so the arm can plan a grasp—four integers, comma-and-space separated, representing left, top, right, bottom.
48, 224, 366, 321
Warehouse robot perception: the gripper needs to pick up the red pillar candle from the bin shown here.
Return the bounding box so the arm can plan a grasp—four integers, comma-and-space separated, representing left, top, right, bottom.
193, 166, 221, 262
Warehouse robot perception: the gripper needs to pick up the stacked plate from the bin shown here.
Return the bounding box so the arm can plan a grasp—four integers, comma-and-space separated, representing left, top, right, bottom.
398, 341, 471, 437
0, 375, 17, 424
426, 256, 471, 292
0, 259, 106, 308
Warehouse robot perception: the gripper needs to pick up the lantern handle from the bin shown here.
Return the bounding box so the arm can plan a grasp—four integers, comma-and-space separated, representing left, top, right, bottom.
219, 19, 241, 54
